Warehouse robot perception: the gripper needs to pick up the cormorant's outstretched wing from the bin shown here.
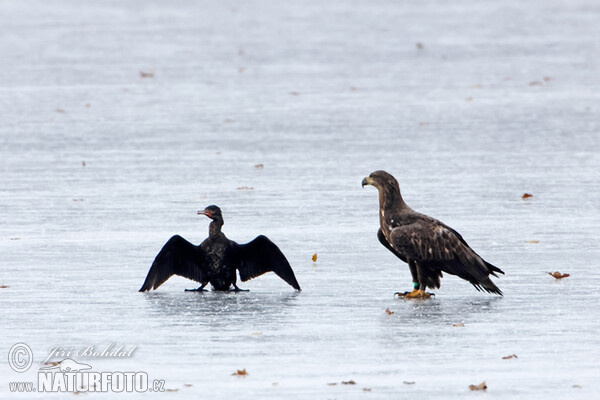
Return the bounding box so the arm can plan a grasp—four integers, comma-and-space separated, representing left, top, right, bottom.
234, 235, 301, 291
390, 221, 504, 295
377, 228, 408, 263
139, 235, 206, 292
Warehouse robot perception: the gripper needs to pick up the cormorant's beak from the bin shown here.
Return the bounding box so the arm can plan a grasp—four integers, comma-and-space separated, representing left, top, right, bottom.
362, 176, 373, 188
198, 210, 213, 218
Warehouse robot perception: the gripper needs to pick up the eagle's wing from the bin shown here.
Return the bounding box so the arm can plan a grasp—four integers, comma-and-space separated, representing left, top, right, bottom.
233, 235, 301, 291
139, 235, 206, 291
390, 220, 503, 294
377, 228, 408, 263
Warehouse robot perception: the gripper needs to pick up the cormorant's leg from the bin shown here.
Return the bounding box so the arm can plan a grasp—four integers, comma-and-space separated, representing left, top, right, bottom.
230, 284, 249, 292
185, 283, 208, 292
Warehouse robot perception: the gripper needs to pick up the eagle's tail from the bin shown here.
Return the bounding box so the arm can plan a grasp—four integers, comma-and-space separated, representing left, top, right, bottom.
485, 261, 505, 277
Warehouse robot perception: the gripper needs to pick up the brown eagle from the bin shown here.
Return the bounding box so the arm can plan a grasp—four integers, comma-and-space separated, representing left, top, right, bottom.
362, 170, 504, 298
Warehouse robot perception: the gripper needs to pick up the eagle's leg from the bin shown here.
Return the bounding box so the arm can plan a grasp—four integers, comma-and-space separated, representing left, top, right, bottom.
395, 260, 422, 297
396, 262, 434, 299
185, 283, 208, 292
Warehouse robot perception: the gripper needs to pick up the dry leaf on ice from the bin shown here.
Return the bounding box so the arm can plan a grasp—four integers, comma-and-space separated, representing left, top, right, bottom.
232, 369, 248, 376
548, 271, 569, 279
469, 381, 487, 391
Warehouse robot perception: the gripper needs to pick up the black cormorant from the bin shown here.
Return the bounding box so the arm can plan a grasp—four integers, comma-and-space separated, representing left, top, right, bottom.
139, 205, 301, 292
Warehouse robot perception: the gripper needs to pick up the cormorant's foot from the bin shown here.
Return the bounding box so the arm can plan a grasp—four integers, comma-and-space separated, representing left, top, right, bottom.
230, 287, 250, 292
395, 289, 434, 299
184, 287, 208, 292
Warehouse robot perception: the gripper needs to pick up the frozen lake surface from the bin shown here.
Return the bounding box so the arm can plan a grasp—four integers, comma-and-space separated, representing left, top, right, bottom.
1, 0, 599, 398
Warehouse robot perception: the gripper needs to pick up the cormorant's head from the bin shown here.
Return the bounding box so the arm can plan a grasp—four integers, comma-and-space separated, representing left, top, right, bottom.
361, 170, 398, 189
198, 205, 222, 220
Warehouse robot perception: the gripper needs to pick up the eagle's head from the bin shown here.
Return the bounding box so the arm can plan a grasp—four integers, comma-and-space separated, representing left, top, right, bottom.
361, 170, 399, 190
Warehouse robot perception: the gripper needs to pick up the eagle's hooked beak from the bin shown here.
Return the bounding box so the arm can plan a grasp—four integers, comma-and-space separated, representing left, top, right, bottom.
362, 176, 373, 188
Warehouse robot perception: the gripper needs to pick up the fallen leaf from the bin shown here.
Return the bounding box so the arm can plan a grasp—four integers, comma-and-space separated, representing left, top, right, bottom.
502, 354, 518, 359
312, 253, 317, 262
252, 332, 262, 336
10, 238, 20, 240
469, 381, 487, 391
232, 369, 248, 376
543, 77, 551, 82
73, 199, 84, 202
342, 380, 356, 385
526, 240, 539, 244
140, 71, 154, 78
224, 119, 234, 123
385, 308, 394, 315
238, 67, 245, 73
419, 122, 429, 127
403, 381, 415, 385
1, 285, 11, 289
165, 388, 179, 392
548, 271, 570, 279
327, 382, 337, 386
184, 384, 193, 387
289, 92, 299, 96
238, 50, 244, 56
471, 84, 483, 89
453, 323, 465, 327
416, 42, 424, 50
363, 388, 372, 392
465, 97, 473, 101
73, 391, 83, 395
272, 382, 278, 386
82, 161, 86, 167
254, 164, 264, 169
572, 385, 582, 388
55, 109, 65, 113
529, 81, 542, 86
522, 193, 533, 199
350, 86, 357, 91
237, 186, 254, 191
85, 103, 91, 108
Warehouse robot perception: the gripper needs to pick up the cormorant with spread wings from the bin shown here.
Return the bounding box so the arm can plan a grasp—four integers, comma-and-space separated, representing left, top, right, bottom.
139, 205, 301, 292
362, 170, 504, 298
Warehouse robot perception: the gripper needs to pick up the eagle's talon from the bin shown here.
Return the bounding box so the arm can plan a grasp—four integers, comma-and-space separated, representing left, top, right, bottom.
398, 289, 433, 299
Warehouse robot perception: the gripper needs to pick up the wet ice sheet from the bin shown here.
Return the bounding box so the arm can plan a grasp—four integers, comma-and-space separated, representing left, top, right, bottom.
1, 0, 599, 398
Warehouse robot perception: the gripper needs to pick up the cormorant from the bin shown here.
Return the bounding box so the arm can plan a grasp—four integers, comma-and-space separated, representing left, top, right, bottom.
139, 205, 301, 292
362, 171, 504, 298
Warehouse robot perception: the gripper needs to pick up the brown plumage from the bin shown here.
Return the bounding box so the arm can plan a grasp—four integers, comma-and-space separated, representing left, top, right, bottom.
362, 171, 504, 296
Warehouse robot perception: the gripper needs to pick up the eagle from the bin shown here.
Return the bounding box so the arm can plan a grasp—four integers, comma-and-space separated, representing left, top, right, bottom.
362, 170, 504, 298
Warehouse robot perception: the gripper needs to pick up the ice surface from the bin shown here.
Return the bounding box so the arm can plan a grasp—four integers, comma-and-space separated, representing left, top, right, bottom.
1, 0, 599, 398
